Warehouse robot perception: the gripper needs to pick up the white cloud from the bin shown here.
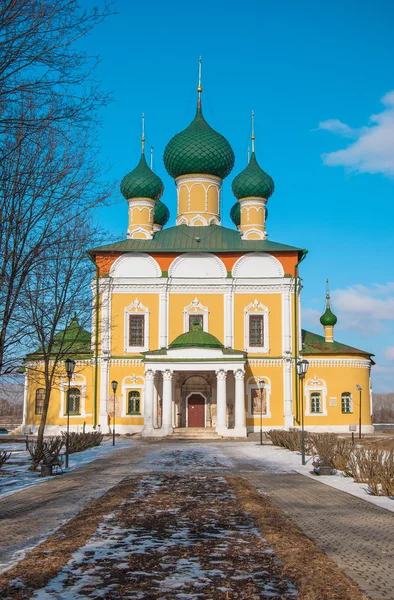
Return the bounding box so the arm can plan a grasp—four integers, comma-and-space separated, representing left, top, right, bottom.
384, 346, 394, 361
317, 91, 394, 176
331, 283, 394, 335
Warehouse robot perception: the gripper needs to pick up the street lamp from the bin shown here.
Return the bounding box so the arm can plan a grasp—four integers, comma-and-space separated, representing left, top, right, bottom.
258, 379, 265, 445
111, 380, 118, 446
297, 359, 309, 465
356, 384, 362, 440
65, 358, 76, 468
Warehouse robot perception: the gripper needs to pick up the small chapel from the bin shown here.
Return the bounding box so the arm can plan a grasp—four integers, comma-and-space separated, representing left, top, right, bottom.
22, 66, 374, 437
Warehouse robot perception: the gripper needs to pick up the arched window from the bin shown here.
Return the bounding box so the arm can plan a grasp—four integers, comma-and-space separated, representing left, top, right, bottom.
127, 391, 141, 415
310, 392, 322, 413
35, 389, 45, 415
66, 388, 81, 415
341, 392, 353, 414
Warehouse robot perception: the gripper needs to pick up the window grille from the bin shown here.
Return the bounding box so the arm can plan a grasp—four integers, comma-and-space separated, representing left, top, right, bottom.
189, 314, 203, 330
129, 315, 145, 346
310, 392, 322, 413
127, 390, 141, 414
249, 315, 264, 347
66, 387, 81, 415
35, 389, 45, 415
341, 392, 352, 413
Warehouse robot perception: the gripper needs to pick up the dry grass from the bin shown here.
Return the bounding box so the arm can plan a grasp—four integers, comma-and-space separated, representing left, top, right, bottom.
228, 475, 368, 600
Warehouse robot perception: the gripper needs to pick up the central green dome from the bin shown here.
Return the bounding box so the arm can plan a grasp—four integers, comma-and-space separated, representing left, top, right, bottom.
232, 152, 274, 200
169, 321, 223, 349
120, 153, 164, 201
163, 105, 235, 180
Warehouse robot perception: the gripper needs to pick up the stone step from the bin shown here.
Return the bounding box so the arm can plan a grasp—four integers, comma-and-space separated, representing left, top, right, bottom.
171, 427, 219, 440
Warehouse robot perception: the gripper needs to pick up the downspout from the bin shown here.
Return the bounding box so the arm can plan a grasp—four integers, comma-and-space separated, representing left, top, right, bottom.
93, 266, 100, 428
294, 250, 308, 424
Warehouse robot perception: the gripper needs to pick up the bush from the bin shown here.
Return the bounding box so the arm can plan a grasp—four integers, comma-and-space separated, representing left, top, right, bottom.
348, 447, 394, 496
27, 436, 64, 470
61, 431, 103, 454
266, 429, 314, 453
0, 450, 11, 468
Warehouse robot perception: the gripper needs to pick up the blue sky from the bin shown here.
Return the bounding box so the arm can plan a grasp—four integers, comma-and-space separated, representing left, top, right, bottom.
81, 0, 394, 391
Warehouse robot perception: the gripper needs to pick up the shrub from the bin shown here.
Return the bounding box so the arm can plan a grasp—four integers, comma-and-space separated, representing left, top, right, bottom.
266, 430, 314, 453
0, 450, 11, 468
61, 431, 103, 454
27, 437, 64, 470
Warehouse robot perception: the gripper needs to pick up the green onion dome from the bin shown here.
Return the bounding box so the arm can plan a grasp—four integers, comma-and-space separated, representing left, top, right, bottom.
120, 153, 164, 201
320, 295, 338, 327
154, 199, 170, 227
232, 152, 274, 200
230, 201, 268, 227
163, 105, 235, 180
169, 321, 223, 349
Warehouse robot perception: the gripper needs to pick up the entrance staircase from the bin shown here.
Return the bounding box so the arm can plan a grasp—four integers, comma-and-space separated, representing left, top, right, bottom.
171, 427, 219, 440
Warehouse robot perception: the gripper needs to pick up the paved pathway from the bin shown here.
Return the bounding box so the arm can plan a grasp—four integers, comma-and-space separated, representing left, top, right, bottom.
1, 440, 393, 600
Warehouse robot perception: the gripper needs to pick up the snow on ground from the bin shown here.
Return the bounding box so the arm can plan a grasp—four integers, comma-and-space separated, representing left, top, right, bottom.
30, 473, 298, 599
0, 437, 134, 500
222, 442, 394, 513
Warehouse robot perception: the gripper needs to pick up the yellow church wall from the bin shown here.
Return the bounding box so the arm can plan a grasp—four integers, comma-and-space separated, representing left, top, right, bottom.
104, 363, 145, 427
110, 293, 160, 355
233, 294, 282, 355
244, 364, 285, 428
168, 294, 224, 344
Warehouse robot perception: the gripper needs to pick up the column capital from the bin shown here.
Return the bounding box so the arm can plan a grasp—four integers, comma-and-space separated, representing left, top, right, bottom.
162, 369, 173, 381
216, 369, 227, 381
145, 369, 155, 381
234, 369, 245, 381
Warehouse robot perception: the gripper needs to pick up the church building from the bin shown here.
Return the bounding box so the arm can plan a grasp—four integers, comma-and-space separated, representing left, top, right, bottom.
22, 70, 374, 437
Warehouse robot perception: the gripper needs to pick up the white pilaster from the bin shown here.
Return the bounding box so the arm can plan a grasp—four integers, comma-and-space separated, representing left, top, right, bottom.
142, 369, 155, 436
159, 292, 168, 348
216, 369, 227, 435
225, 293, 233, 348
283, 358, 294, 429
99, 358, 109, 429
153, 378, 158, 428
22, 372, 28, 432
234, 369, 247, 436
101, 281, 111, 356
282, 288, 292, 355
161, 370, 174, 436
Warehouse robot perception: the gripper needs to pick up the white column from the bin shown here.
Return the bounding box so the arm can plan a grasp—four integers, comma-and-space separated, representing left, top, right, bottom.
216, 369, 227, 435
142, 369, 155, 436
224, 293, 233, 348
234, 369, 247, 437
159, 292, 168, 348
153, 379, 158, 428
99, 358, 109, 430
22, 373, 28, 433
161, 370, 174, 436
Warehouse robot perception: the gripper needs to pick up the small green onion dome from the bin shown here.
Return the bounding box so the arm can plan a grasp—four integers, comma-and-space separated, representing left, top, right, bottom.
230, 201, 268, 227
169, 320, 223, 349
232, 152, 274, 200
320, 300, 338, 327
120, 153, 164, 201
163, 105, 235, 180
154, 199, 170, 227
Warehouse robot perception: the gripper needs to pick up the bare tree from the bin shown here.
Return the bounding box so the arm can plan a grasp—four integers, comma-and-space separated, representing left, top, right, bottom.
372, 394, 394, 424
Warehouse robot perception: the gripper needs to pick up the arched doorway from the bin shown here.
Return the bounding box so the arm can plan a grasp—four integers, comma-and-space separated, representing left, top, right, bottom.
187, 393, 205, 427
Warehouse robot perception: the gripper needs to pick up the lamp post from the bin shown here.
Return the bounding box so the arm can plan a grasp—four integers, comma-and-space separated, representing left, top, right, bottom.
111, 380, 118, 446
356, 384, 362, 439
65, 358, 76, 469
297, 359, 309, 465
258, 379, 265, 445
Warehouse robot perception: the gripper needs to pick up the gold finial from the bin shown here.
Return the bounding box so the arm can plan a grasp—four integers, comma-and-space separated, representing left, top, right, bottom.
326, 278, 331, 306
197, 56, 203, 106
251, 110, 255, 153
150, 146, 154, 170
141, 113, 145, 154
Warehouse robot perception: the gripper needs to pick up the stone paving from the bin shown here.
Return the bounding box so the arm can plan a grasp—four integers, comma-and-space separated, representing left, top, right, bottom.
0, 439, 393, 600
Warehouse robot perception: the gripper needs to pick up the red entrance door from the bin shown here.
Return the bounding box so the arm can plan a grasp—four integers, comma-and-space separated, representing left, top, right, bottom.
188, 394, 205, 427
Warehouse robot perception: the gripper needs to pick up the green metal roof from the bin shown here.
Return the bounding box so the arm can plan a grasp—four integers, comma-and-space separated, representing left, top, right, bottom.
302, 329, 373, 358
88, 225, 303, 255
169, 322, 223, 349
163, 104, 235, 180
320, 307, 338, 327
154, 199, 170, 227
232, 152, 274, 200
27, 315, 92, 359
120, 153, 164, 201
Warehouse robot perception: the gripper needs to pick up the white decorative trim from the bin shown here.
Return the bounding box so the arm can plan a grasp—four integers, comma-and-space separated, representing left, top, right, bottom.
305, 376, 328, 416
190, 214, 208, 226
246, 376, 272, 419
59, 374, 87, 418
124, 299, 149, 353
232, 253, 284, 278
110, 253, 161, 278
128, 227, 152, 240
183, 297, 209, 332
247, 359, 283, 367
244, 299, 269, 354
121, 375, 144, 417
305, 359, 371, 368
241, 228, 266, 240
168, 253, 227, 279
110, 359, 143, 367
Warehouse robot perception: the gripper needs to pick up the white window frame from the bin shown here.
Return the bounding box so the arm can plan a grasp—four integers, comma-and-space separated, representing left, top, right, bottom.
124, 299, 149, 353
183, 298, 209, 332
121, 375, 144, 417
246, 376, 272, 418
341, 392, 353, 414
59, 374, 86, 418
305, 377, 327, 416
244, 300, 269, 354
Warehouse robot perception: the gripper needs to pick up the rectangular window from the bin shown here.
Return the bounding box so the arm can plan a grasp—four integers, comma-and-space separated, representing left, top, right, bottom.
35, 389, 45, 415
128, 315, 145, 347
341, 393, 352, 414
189, 314, 203, 330
127, 391, 141, 414
66, 388, 81, 415
249, 315, 264, 347
251, 388, 267, 416
310, 392, 322, 413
